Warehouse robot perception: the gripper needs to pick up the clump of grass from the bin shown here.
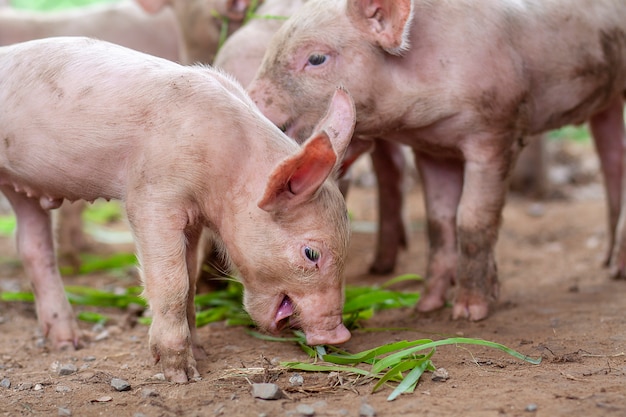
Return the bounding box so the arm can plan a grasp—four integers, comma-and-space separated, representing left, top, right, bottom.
251, 331, 541, 401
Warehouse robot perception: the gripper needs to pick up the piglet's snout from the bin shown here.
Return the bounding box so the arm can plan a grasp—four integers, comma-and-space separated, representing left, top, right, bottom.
303, 321, 351, 346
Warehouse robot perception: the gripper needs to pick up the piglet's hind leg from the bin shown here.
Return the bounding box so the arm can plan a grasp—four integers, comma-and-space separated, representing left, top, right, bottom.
1, 186, 82, 349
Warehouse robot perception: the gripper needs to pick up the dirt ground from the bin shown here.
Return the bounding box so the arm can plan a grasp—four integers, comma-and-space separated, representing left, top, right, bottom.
0, 141, 625, 417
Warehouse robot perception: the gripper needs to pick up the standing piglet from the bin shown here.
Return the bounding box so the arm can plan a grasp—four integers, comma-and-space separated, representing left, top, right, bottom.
0, 37, 355, 382
248, 0, 626, 320
214, 0, 409, 274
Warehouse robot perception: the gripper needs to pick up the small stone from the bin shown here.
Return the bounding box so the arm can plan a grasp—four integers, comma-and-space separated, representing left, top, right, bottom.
111, 378, 131, 392
83, 356, 97, 362
59, 364, 77, 376
151, 373, 166, 381
0, 378, 10, 389
251, 383, 283, 400
525, 403, 538, 412
34, 384, 43, 391
56, 385, 71, 393
289, 373, 304, 386
140, 388, 158, 398
58, 407, 72, 416
359, 403, 376, 417
296, 404, 315, 416
526, 203, 545, 217
94, 329, 110, 342
17, 382, 33, 391
431, 367, 450, 382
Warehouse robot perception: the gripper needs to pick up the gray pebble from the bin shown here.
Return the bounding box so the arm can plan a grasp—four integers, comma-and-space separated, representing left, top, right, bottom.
140, 388, 159, 398
83, 356, 97, 362
17, 382, 33, 391
0, 378, 10, 389
58, 407, 71, 416
359, 403, 376, 417
525, 403, 538, 412
56, 385, 71, 393
296, 404, 315, 416
289, 373, 304, 386
251, 383, 283, 400
59, 364, 77, 376
33, 383, 43, 391
526, 203, 545, 218
110, 378, 131, 392
431, 367, 450, 382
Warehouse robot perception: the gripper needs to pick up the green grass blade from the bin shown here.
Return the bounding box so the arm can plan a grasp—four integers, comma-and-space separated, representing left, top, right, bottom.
371, 337, 540, 374
281, 362, 371, 377
380, 274, 423, 288
77, 311, 108, 324
60, 252, 137, 275
386, 350, 435, 401
0, 215, 16, 236
371, 358, 425, 392
1, 291, 34, 302
321, 339, 432, 365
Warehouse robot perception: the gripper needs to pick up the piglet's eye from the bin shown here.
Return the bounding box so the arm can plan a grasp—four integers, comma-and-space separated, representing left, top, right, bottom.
304, 247, 320, 263
307, 54, 327, 66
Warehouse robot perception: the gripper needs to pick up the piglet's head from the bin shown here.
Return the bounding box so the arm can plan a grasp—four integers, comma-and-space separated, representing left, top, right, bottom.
248, 0, 413, 140
232, 88, 355, 346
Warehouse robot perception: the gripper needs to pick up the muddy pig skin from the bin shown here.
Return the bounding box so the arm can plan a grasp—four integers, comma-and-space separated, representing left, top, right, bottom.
135, 0, 254, 65
248, 0, 626, 321
0, 37, 355, 382
0, 1, 181, 61
215, 0, 409, 275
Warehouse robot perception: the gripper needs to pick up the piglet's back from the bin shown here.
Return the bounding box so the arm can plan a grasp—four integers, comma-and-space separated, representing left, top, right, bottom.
0, 37, 259, 203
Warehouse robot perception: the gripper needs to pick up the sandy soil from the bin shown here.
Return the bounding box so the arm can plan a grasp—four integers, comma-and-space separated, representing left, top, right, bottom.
0, 142, 625, 417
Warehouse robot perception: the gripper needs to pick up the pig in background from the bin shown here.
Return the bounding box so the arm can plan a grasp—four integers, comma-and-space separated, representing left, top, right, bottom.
0, 1, 180, 61
214, 0, 410, 275
248, 0, 626, 321
136, 0, 254, 64
0, 37, 355, 382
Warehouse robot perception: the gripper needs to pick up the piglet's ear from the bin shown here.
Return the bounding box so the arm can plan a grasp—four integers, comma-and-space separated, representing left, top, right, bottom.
135, 0, 170, 14
347, 0, 413, 55
258, 132, 337, 213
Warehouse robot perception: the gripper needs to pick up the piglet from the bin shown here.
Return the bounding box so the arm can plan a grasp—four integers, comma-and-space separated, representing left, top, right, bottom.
0, 1, 181, 61
136, 0, 254, 64
248, 0, 626, 321
0, 37, 355, 382
214, 0, 409, 274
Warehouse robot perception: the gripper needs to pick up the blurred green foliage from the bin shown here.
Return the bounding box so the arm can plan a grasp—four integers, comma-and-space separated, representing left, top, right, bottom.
11, 0, 118, 11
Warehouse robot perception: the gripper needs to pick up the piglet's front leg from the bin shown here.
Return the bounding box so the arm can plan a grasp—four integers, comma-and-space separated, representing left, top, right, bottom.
127, 201, 201, 383
452, 138, 515, 321
413, 153, 463, 314
1, 186, 82, 349
369, 140, 408, 275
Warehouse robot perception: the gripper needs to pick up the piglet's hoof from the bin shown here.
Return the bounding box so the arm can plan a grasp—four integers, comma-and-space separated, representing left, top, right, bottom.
451, 294, 490, 321
415, 292, 446, 313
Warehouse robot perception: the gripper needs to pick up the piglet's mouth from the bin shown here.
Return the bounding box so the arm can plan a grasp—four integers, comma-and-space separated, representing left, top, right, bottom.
274, 295, 295, 332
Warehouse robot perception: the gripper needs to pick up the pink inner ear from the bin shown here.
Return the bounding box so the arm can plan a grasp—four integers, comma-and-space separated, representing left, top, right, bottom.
288, 137, 337, 194
258, 132, 338, 212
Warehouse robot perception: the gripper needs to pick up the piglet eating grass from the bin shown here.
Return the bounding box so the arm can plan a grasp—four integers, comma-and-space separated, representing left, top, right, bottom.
0, 37, 355, 382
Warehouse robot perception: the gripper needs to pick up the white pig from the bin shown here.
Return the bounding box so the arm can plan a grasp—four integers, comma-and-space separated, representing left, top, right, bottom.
0, 37, 355, 382
136, 0, 254, 64
248, 0, 626, 321
0, 1, 181, 61
214, 0, 409, 274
